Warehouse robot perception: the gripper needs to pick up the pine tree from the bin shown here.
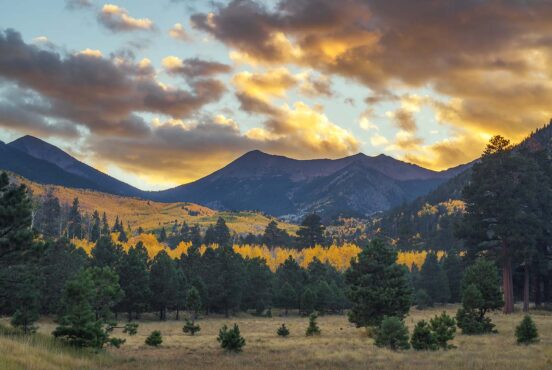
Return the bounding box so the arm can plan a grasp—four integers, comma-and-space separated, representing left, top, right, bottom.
300, 287, 316, 316
118, 242, 151, 321
183, 319, 201, 336
10, 273, 40, 334
101, 212, 110, 237
91, 236, 123, 269
305, 312, 321, 336
90, 210, 101, 242
515, 315, 539, 345
217, 324, 245, 352
186, 286, 202, 320
375, 316, 410, 350
35, 188, 61, 238
67, 197, 82, 239
213, 217, 231, 247
158, 227, 167, 242
419, 252, 450, 305
430, 311, 456, 349
297, 214, 325, 249
443, 250, 463, 303
88, 267, 124, 321
118, 228, 128, 243
410, 320, 437, 350
145, 331, 163, 347
346, 239, 412, 328
277, 323, 290, 337
149, 251, 178, 320
276, 282, 297, 316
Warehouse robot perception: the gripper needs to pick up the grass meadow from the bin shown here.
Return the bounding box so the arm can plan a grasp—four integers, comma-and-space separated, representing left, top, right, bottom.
1, 305, 551, 370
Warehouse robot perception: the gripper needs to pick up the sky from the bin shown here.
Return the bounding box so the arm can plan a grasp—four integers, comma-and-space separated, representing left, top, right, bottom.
1, 0, 552, 190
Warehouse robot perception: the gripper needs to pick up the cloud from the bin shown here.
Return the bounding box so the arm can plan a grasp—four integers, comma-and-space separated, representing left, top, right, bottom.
98, 4, 155, 32
0, 28, 225, 138
192, 0, 552, 168
65, 0, 93, 10
169, 23, 191, 42
163, 56, 232, 79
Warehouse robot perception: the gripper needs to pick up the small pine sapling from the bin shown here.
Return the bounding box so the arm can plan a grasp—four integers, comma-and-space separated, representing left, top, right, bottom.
183, 319, 201, 336
430, 311, 456, 349
515, 315, 539, 345
277, 323, 290, 337
305, 312, 321, 336
145, 331, 163, 347
217, 324, 245, 352
410, 320, 437, 350
375, 316, 410, 350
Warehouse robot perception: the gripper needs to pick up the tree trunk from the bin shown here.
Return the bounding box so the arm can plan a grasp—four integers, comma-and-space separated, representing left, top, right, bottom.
502, 255, 514, 314
523, 264, 530, 313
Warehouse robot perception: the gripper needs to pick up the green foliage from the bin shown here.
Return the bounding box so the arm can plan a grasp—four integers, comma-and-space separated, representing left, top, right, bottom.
415, 289, 432, 310
118, 242, 150, 321
375, 316, 410, 351
430, 312, 456, 349
10, 272, 40, 335
262, 220, 292, 248
456, 259, 502, 335
123, 322, 139, 336
149, 251, 178, 320
410, 320, 437, 351
183, 319, 201, 336
145, 331, 163, 347
443, 250, 463, 303
346, 239, 412, 328
300, 288, 316, 316
276, 281, 297, 315
515, 315, 539, 345
277, 323, 289, 337
297, 214, 325, 248
419, 252, 450, 305
185, 286, 202, 320
305, 312, 321, 336
217, 324, 245, 352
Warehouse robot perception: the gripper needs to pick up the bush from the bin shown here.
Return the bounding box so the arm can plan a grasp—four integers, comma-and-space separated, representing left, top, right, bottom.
305, 312, 321, 336
515, 315, 539, 345
217, 324, 245, 352
183, 319, 201, 336
277, 323, 290, 337
410, 320, 436, 350
415, 290, 432, 310
375, 316, 410, 350
145, 331, 162, 347
123, 323, 139, 336
430, 312, 456, 349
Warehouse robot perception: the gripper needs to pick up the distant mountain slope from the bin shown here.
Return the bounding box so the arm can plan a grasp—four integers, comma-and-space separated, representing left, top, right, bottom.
9, 136, 142, 197
0, 140, 100, 190
151, 150, 467, 220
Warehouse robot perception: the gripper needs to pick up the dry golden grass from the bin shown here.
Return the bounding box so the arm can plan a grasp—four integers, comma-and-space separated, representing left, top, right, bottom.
7, 306, 548, 370
14, 175, 298, 235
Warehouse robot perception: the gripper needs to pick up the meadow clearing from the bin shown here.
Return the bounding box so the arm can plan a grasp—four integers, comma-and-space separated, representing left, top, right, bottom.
1, 306, 551, 370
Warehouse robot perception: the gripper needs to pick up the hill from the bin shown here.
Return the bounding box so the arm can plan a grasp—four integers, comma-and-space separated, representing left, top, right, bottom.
15, 175, 298, 236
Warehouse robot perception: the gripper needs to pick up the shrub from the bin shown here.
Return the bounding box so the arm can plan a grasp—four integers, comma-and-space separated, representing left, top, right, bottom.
183, 319, 201, 336
277, 323, 290, 337
217, 324, 245, 352
410, 320, 436, 350
375, 316, 410, 350
145, 331, 163, 347
430, 312, 456, 349
456, 284, 496, 335
123, 323, 139, 336
305, 312, 321, 336
515, 315, 539, 345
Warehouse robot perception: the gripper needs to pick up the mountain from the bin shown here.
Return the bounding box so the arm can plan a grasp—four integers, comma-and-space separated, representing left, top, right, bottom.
8, 136, 142, 197
0, 140, 100, 189
151, 150, 467, 220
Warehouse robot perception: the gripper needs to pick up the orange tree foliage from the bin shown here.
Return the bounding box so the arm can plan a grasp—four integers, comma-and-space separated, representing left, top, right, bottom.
73, 235, 440, 272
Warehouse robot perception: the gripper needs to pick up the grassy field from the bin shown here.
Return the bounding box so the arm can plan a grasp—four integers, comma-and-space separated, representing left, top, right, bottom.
2, 306, 550, 370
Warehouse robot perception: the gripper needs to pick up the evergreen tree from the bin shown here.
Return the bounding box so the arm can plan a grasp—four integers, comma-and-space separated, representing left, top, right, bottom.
305, 312, 321, 336
419, 252, 450, 305
101, 212, 110, 237
158, 227, 167, 242
276, 282, 297, 316
145, 331, 163, 347
118, 242, 151, 321
213, 217, 231, 247
515, 315, 539, 345
10, 272, 40, 334
90, 210, 101, 242
443, 250, 463, 303
411, 320, 437, 350
35, 188, 61, 238
67, 197, 82, 239
430, 312, 456, 349
91, 236, 123, 269
88, 267, 124, 321
189, 225, 202, 248
277, 323, 290, 337
315, 281, 333, 314
262, 220, 290, 248
186, 286, 202, 320
118, 228, 128, 243
300, 287, 316, 316
217, 324, 245, 352
375, 316, 410, 350
296, 214, 325, 248
149, 251, 178, 320
183, 319, 201, 336
242, 257, 273, 312
39, 238, 88, 314
346, 239, 412, 328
